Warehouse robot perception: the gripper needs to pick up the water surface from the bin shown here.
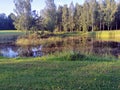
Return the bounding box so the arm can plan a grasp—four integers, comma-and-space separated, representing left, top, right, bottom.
0, 36, 120, 58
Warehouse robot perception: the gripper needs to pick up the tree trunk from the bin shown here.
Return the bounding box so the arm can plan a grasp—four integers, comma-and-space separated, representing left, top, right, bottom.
108, 23, 110, 30
116, 22, 118, 30
92, 12, 94, 32
103, 23, 105, 30
100, 20, 101, 30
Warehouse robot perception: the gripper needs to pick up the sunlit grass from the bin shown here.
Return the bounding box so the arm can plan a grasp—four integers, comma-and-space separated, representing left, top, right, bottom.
0, 30, 24, 43
0, 30, 23, 34
91, 30, 120, 42
95, 30, 120, 37
0, 52, 119, 90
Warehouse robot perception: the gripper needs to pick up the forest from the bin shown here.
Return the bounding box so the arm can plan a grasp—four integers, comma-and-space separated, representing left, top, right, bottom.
0, 0, 120, 32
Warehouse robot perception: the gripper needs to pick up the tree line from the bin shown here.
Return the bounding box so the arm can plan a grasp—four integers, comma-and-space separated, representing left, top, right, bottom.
1, 0, 120, 32
0, 13, 15, 30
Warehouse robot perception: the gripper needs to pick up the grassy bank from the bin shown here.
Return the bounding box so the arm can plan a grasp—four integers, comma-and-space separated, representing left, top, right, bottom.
0, 52, 119, 90
0, 30, 24, 43
0, 30, 83, 44
91, 30, 120, 42
16, 31, 84, 46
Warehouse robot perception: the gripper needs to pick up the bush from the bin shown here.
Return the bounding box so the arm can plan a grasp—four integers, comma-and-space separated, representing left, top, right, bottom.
16, 33, 41, 46
70, 52, 86, 61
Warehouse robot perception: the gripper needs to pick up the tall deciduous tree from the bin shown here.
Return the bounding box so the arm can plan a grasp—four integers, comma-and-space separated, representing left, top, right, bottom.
74, 3, 82, 31
68, 2, 75, 32
98, 0, 106, 30
42, 0, 56, 32
14, 0, 33, 31
62, 5, 69, 32
81, 0, 90, 32
56, 5, 63, 32
8, 13, 16, 30
89, 0, 99, 31
104, 0, 117, 30
115, 2, 120, 30
0, 13, 15, 30
30, 10, 44, 32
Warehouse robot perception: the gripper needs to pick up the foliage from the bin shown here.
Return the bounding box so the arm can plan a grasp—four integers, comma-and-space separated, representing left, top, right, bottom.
56, 5, 63, 32
0, 13, 15, 30
62, 5, 69, 32
13, 0, 33, 31
41, 0, 56, 32
30, 10, 44, 32
1, 0, 120, 32
16, 33, 41, 46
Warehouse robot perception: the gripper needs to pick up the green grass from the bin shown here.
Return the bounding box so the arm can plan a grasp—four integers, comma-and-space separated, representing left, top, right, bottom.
91, 30, 120, 38
0, 30, 120, 89
0, 30, 24, 35
90, 30, 120, 36
89, 30, 120, 42
54, 31, 83, 38
0, 30, 24, 43
0, 30, 83, 44
0, 52, 119, 90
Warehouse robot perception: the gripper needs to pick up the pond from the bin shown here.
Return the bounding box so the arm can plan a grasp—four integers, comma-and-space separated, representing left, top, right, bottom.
0, 44, 43, 58
0, 36, 120, 58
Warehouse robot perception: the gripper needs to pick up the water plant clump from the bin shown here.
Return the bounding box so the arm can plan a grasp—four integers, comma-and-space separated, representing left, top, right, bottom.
16, 33, 41, 46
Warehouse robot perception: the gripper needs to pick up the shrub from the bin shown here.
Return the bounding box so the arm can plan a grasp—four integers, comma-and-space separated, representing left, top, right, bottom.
16, 33, 41, 46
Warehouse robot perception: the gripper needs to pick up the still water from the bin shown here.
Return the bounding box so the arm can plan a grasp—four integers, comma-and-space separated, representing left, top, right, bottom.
0, 44, 42, 58
0, 36, 120, 58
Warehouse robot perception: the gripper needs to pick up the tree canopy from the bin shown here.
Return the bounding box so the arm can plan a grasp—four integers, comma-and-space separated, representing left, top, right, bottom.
0, 0, 120, 32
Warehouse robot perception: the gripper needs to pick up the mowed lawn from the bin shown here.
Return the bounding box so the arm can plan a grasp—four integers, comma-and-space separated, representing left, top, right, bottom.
0, 30, 24, 35
0, 30, 24, 43
0, 57, 120, 90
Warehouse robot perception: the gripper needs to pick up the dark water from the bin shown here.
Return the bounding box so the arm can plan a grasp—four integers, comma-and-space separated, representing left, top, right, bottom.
41, 37, 120, 58
0, 36, 120, 58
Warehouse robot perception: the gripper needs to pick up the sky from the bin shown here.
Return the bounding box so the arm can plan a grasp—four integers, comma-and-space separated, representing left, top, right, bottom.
0, 0, 84, 16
